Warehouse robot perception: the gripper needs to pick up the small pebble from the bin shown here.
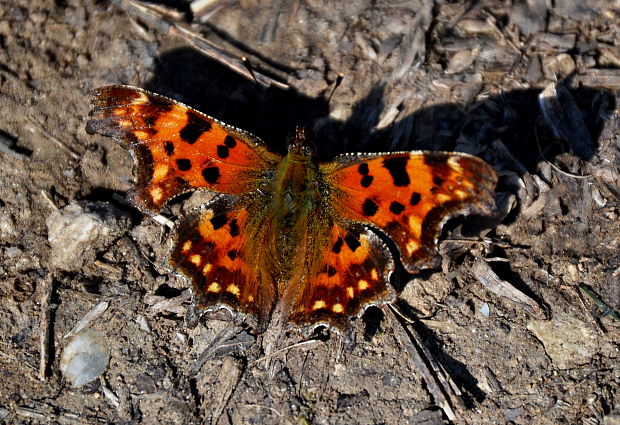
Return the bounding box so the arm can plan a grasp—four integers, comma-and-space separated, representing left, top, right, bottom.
480, 302, 490, 317
60, 329, 109, 387
46, 201, 130, 271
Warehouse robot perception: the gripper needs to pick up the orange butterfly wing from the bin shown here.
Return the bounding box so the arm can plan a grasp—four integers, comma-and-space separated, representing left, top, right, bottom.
167, 194, 276, 325
86, 86, 278, 212
323, 152, 498, 273
285, 221, 395, 329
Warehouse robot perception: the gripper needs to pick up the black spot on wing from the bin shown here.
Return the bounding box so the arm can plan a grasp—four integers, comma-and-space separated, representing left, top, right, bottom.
361, 175, 374, 188
357, 163, 369, 175
332, 237, 344, 254
210, 213, 227, 230
344, 232, 361, 252
176, 159, 191, 171
410, 192, 421, 206
389, 201, 405, 215
224, 135, 237, 148
383, 157, 410, 187
180, 111, 212, 144
227, 250, 238, 260
326, 265, 337, 277
202, 166, 220, 184
217, 145, 230, 159
362, 198, 379, 217
433, 176, 444, 186
229, 218, 240, 237
164, 141, 175, 156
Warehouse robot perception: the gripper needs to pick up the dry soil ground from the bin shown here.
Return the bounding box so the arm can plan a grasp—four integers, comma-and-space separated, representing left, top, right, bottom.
0, 1, 619, 424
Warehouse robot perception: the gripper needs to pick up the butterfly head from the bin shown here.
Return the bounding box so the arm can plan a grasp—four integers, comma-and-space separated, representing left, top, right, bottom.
287, 127, 316, 159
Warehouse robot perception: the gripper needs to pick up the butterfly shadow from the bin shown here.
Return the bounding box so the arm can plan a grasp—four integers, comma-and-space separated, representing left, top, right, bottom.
108, 47, 614, 405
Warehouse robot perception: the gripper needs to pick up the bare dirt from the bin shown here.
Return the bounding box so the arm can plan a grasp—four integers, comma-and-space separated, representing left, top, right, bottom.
0, 1, 619, 424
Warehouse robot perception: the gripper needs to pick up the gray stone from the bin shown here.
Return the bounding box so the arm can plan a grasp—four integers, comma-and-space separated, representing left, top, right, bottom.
46, 201, 130, 271
527, 313, 597, 369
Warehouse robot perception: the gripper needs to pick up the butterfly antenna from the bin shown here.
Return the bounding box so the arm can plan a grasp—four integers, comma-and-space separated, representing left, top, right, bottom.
327, 73, 345, 104
242, 56, 260, 86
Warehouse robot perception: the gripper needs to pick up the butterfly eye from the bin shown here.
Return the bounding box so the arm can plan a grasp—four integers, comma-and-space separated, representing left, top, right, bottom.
302, 141, 316, 157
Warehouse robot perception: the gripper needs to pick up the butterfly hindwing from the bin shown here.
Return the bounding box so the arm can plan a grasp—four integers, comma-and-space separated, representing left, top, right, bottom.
285, 221, 395, 329
323, 152, 498, 273
86, 85, 278, 212
167, 194, 276, 325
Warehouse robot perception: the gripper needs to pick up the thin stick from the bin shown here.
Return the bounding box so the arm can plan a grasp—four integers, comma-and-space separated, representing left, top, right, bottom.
383, 304, 458, 421
242, 56, 260, 85
38, 275, 53, 380
27, 116, 80, 160
64, 301, 110, 339
170, 25, 288, 90
534, 126, 592, 180
40, 190, 59, 210
249, 339, 321, 367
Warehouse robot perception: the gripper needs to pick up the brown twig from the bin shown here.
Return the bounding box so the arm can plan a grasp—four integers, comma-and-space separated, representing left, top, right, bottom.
170, 25, 288, 90
38, 275, 54, 381
383, 304, 459, 421
26, 116, 80, 160
117, 0, 289, 90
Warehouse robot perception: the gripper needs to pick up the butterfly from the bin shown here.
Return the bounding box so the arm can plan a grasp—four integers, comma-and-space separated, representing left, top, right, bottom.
86, 86, 498, 332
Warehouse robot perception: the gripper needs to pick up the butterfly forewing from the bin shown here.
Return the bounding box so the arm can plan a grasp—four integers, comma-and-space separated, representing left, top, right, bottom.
323, 152, 498, 273
86, 85, 279, 212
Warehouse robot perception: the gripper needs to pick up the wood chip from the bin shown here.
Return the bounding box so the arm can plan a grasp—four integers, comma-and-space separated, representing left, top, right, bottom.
472, 259, 546, 319
210, 357, 243, 424
64, 301, 110, 339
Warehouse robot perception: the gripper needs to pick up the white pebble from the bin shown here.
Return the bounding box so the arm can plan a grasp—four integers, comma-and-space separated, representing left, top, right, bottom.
60, 329, 109, 387
480, 302, 490, 317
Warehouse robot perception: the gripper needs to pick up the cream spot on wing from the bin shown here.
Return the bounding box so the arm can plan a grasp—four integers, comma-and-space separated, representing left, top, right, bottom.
202, 263, 212, 275
134, 130, 149, 140
437, 193, 452, 203
408, 215, 421, 237
190, 254, 201, 266
358, 280, 369, 291
134, 92, 149, 104
153, 164, 169, 181
406, 239, 419, 255
312, 300, 327, 310
150, 187, 163, 203
453, 189, 468, 199
226, 283, 240, 297
247, 295, 254, 302
461, 179, 474, 189
448, 156, 463, 173
332, 303, 344, 313
182, 240, 192, 253
207, 282, 220, 293
347, 286, 354, 298
371, 268, 379, 281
